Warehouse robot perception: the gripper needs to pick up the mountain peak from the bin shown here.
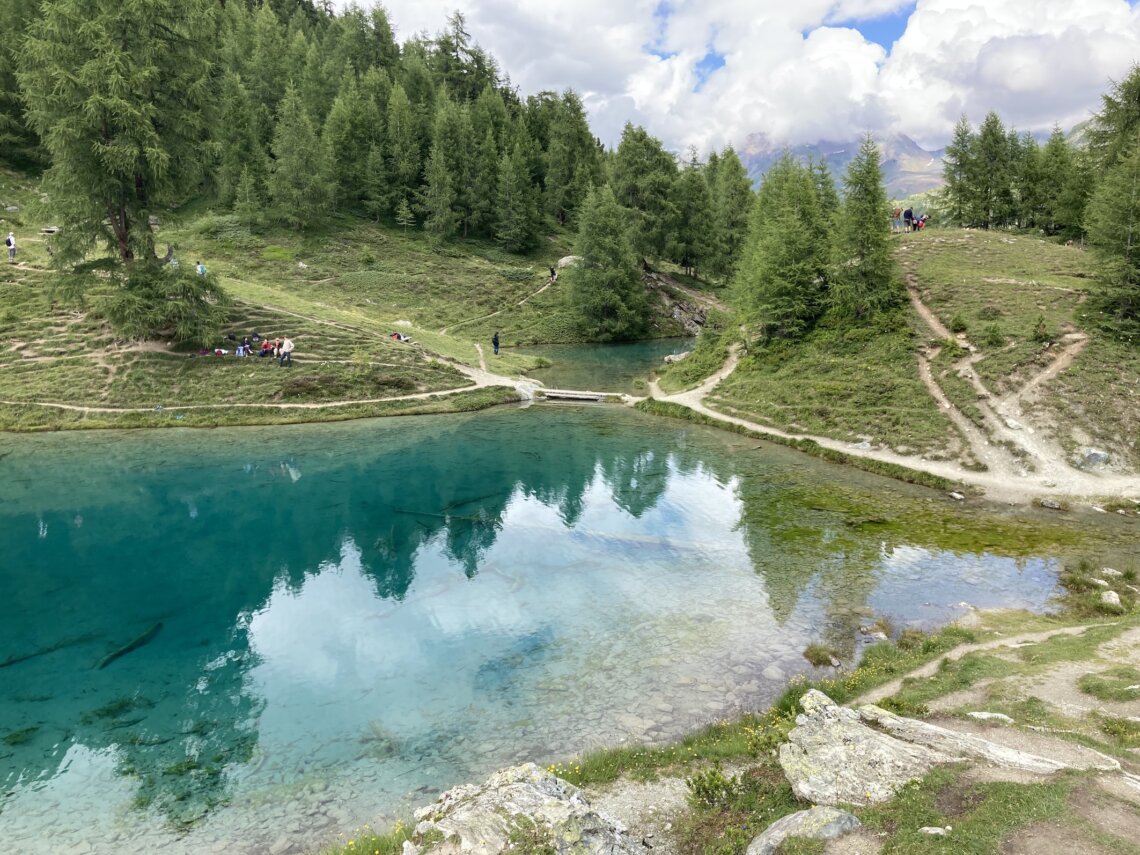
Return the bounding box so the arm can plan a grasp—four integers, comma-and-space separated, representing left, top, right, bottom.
738, 133, 945, 198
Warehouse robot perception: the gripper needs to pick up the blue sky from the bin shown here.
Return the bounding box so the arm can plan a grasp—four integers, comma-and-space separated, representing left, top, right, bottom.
841, 3, 917, 51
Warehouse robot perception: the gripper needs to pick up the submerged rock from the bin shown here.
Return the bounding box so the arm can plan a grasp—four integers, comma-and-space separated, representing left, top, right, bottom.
409, 763, 637, 855
745, 806, 861, 855
777, 690, 961, 806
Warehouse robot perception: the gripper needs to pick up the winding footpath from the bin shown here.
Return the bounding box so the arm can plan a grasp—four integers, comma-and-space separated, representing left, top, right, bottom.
4, 265, 1137, 504
641, 274, 1140, 505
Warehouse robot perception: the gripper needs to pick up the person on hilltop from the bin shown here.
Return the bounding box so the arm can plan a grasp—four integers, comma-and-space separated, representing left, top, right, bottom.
279, 336, 294, 367
5, 231, 15, 262
492, 332, 500, 356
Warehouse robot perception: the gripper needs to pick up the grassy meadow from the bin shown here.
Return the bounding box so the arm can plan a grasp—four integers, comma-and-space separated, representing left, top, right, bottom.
0, 167, 683, 430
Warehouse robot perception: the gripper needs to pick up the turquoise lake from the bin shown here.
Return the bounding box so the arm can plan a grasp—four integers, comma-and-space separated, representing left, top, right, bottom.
513, 338, 690, 393
0, 406, 1129, 854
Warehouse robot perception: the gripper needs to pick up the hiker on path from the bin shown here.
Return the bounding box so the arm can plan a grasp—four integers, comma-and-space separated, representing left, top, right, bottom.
549, 265, 557, 282
902, 207, 914, 233
279, 336, 294, 367
492, 332, 500, 356
6, 232, 14, 262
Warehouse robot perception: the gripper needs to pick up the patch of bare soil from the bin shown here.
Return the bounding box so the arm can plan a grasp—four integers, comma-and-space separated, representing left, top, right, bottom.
1018, 661, 1140, 720
585, 775, 690, 855
925, 679, 1002, 714
1097, 773, 1140, 807
1068, 787, 1140, 848
1001, 821, 1118, 855
823, 829, 884, 855
934, 779, 986, 817
855, 624, 1098, 705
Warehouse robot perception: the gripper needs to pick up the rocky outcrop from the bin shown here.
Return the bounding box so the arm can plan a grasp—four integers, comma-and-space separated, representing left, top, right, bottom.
745, 806, 861, 855
856, 704, 1121, 773
409, 763, 638, 855
777, 690, 963, 806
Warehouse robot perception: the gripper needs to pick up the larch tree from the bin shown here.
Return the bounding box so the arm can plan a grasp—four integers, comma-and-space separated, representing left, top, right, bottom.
1086, 143, 1140, 339
829, 135, 899, 319
709, 146, 754, 283
1088, 64, 1140, 170
611, 123, 678, 263
942, 115, 975, 226
323, 75, 381, 211
973, 112, 1013, 228
215, 71, 268, 207
565, 184, 648, 341
20, 0, 231, 344
733, 154, 825, 339
269, 84, 333, 229
420, 140, 459, 239
469, 128, 500, 237
493, 143, 539, 252
385, 83, 421, 211
670, 150, 714, 277
19, 0, 220, 263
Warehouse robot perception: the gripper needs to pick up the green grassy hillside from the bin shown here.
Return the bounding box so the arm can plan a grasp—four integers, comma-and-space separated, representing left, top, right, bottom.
0, 168, 685, 430
679, 228, 1137, 475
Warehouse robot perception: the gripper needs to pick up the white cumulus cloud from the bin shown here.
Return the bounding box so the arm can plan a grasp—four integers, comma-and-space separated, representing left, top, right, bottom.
349, 0, 1140, 152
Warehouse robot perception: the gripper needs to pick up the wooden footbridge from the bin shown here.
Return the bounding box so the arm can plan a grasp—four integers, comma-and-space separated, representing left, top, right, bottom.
537, 388, 612, 402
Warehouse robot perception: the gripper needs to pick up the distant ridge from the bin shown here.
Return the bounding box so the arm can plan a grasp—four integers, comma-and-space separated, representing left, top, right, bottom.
740, 132, 945, 199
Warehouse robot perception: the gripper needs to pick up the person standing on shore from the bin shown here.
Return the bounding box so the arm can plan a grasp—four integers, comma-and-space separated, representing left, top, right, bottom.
492, 332, 500, 356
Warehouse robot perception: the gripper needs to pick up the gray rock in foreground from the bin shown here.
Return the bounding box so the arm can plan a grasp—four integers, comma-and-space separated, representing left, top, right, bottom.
409, 763, 638, 855
778, 690, 962, 806
745, 806, 861, 855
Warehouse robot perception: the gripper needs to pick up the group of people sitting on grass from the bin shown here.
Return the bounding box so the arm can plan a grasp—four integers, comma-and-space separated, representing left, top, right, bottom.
197, 332, 294, 365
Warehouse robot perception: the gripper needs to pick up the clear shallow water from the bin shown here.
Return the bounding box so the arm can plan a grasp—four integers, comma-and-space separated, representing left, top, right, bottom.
515, 338, 690, 393
0, 407, 1128, 854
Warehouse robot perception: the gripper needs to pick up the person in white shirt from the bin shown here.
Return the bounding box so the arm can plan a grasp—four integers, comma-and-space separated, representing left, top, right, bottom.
279, 336, 294, 367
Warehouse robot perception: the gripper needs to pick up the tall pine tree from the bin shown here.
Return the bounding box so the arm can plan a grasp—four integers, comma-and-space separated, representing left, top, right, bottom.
942, 115, 975, 226
565, 185, 648, 340
420, 140, 459, 239
269, 84, 333, 229
494, 143, 539, 251
733, 154, 825, 339
1085, 144, 1140, 338
19, 0, 220, 263
709, 146, 754, 283
670, 150, 714, 277
385, 83, 421, 211
612, 123, 678, 263
830, 136, 899, 319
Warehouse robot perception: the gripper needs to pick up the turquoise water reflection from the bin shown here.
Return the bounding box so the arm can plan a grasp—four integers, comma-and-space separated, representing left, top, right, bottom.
0, 407, 1105, 854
